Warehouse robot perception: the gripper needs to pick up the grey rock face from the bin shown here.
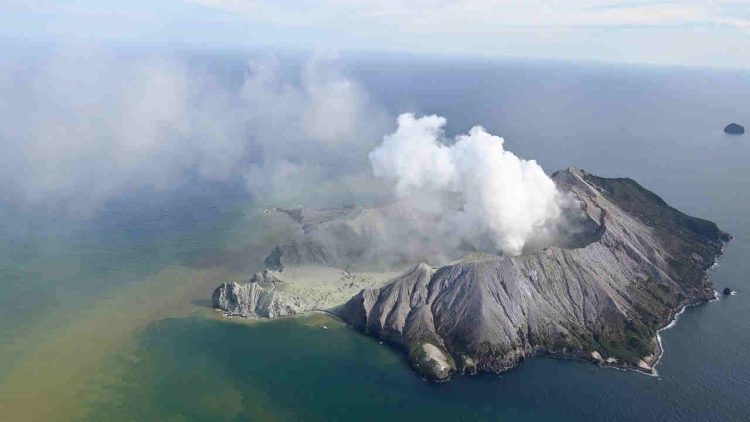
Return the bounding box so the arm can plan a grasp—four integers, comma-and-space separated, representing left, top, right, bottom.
212, 270, 302, 318
340, 167, 728, 381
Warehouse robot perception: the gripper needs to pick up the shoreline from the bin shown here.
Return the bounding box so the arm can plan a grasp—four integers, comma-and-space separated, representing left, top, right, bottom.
582, 290, 719, 378
650, 298, 708, 377
647, 240, 730, 376
212, 296, 716, 380
211, 237, 731, 381
214, 307, 344, 323
211, 282, 725, 380
212, 284, 723, 379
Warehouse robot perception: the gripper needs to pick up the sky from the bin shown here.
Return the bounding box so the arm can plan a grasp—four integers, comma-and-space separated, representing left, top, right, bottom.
1, 1, 750, 68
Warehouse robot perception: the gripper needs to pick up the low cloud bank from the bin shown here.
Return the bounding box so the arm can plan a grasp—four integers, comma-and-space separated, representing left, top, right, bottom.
0, 48, 386, 214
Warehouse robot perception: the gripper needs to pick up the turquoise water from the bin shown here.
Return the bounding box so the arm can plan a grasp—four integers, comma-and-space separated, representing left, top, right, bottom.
3, 57, 750, 420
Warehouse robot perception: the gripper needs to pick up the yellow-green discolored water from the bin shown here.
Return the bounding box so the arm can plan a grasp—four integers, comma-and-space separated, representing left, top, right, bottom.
0, 184, 302, 421
0, 265, 244, 421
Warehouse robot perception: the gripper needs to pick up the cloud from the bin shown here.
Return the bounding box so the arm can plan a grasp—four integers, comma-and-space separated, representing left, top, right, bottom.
236, 53, 389, 199
0, 47, 388, 214
369, 113, 564, 256
186, 0, 750, 30
2, 1, 749, 67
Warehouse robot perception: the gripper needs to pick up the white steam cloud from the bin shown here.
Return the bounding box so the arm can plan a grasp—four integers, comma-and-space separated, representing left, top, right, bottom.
0, 48, 386, 214
369, 113, 563, 256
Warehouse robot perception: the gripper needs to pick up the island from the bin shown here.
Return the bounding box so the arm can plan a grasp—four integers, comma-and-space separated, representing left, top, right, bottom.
212, 167, 730, 381
724, 123, 745, 135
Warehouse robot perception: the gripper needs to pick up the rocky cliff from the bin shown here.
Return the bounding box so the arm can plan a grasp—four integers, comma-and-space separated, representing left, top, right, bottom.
212, 270, 303, 318
339, 168, 729, 380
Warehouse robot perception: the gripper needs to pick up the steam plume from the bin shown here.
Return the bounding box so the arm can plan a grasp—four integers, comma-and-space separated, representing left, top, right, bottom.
369, 113, 563, 256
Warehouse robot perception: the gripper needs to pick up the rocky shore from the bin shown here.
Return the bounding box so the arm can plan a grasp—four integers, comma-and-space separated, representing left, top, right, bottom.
212, 167, 729, 381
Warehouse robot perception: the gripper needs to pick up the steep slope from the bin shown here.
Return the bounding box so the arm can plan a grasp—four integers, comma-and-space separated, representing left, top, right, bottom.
340, 168, 729, 380
212, 270, 302, 318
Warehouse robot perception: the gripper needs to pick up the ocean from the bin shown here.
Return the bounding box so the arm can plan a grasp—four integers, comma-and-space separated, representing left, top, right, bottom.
1, 54, 749, 421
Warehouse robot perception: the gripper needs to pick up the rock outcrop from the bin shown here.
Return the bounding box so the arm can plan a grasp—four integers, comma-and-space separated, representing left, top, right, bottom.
212, 270, 302, 318
724, 123, 745, 135
212, 265, 401, 319
339, 168, 729, 380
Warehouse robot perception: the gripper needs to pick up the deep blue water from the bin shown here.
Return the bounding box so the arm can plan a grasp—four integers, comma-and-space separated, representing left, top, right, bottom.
3, 55, 750, 420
